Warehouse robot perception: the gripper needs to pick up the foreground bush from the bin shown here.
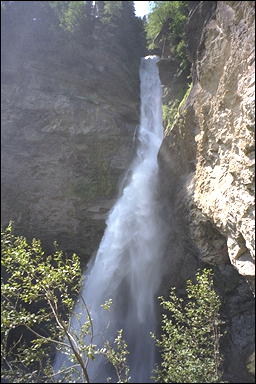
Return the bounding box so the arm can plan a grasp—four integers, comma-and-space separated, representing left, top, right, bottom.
152, 269, 225, 383
1, 224, 225, 383
1, 223, 129, 383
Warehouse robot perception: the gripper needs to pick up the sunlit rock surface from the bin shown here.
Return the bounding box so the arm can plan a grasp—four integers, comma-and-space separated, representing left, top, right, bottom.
192, 1, 255, 280
159, 1, 255, 281
158, 1, 255, 382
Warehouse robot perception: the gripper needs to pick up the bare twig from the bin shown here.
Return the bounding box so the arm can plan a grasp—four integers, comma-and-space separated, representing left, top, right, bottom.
46, 292, 90, 383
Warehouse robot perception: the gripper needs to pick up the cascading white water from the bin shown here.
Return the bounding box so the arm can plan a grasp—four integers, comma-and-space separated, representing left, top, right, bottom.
54, 56, 167, 383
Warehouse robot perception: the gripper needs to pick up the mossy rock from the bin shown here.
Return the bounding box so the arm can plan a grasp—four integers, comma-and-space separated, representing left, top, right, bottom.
246, 351, 255, 376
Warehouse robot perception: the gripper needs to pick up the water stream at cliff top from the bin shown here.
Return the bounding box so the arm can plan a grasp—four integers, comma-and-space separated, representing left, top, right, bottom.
54, 56, 167, 383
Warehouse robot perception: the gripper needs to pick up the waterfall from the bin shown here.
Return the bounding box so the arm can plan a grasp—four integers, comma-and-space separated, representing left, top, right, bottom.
54, 56, 167, 383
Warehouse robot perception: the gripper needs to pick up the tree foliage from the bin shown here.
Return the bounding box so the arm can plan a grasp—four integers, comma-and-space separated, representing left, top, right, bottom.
152, 269, 225, 383
146, 1, 189, 69
1, 223, 131, 383
1, 225, 226, 383
101, 1, 145, 58
1, 222, 82, 382
1, 1, 145, 63
100, 329, 131, 383
49, 1, 94, 34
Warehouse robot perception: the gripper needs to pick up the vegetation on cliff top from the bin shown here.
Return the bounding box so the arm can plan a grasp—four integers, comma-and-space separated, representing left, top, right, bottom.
1, 1, 145, 63
146, 1, 190, 70
146, 1, 192, 134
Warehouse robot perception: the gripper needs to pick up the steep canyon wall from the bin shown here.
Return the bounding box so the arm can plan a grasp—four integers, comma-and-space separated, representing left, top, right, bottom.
1, 9, 144, 262
158, 1, 255, 381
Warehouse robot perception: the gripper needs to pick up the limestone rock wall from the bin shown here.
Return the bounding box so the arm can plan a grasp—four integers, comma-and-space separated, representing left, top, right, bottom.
192, 0, 255, 280
160, 0, 255, 282
1, 16, 142, 262
158, 1, 255, 381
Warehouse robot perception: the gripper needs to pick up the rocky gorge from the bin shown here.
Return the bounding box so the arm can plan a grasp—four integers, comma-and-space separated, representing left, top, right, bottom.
1, 1, 255, 383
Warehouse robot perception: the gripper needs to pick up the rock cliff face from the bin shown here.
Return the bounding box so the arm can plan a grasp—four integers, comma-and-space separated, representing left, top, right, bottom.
1, 15, 143, 261
160, 0, 255, 283
191, 0, 255, 281
158, 1, 255, 381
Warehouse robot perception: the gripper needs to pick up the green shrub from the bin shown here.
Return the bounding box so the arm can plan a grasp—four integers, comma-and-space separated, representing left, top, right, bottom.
1, 223, 130, 383
178, 81, 192, 112
152, 269, 225, 383
1, 222, 82, 382
1, 225, 226, 383
162, 99, 180, 134
162, 82, 192, 134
